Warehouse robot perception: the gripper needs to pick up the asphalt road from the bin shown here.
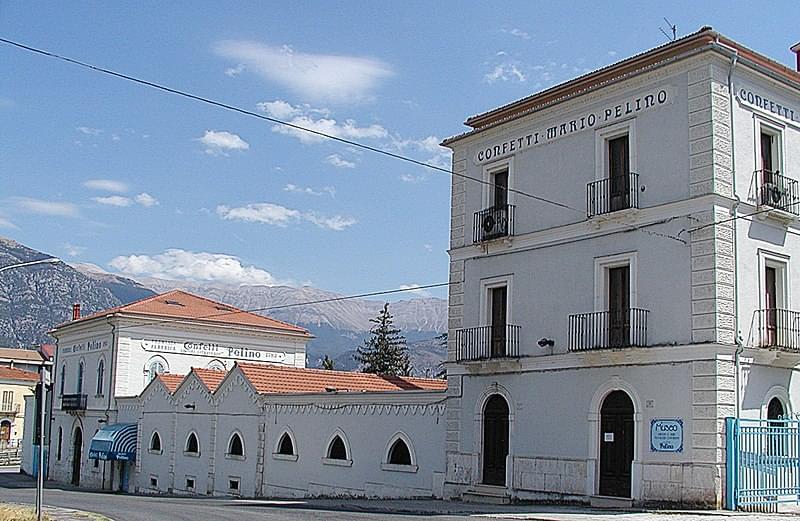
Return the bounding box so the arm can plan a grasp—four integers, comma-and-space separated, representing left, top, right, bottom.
0, 469, 475, 521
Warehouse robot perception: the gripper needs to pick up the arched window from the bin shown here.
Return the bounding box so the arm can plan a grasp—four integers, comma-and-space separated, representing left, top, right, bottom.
207, 359, 225, 371
96, 359, 105, 395
277, 432, 294, 455
185, 432, 199, 454
77, 361, 84, 394
57, 427, 63, 460
150, 431, 162, 452
59, 365, 65, 396
145, 357, 169, 384
327, 435, 347, 460
388, 438, 412, 465
227, 433, 244, 457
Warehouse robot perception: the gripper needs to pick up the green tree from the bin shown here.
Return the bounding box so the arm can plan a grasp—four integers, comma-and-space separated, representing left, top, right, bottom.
354, 303, 412, 376
321, 355, 335, 370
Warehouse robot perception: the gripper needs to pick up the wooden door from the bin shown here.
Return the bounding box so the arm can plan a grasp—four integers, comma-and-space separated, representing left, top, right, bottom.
482, 395, 509, 486
608, 266, 630, 347
71, 428, 82, 486
490, 286, 507, 357
608, 135, 630, 211
0, 421, 10, 443
765, 266, 777, 346
493, 170, 508, 208
599, 391, 634, 498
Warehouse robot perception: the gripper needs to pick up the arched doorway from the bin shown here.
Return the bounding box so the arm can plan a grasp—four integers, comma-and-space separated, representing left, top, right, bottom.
599, 390, 634, 498
482, 394, 509, 486
71, 427, 83, 486
767, 397, 785, 421
0, 420, 11, 445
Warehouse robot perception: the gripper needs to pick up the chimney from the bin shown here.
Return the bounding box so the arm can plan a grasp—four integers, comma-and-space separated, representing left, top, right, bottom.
791, 42, 800, 72
72, 303, 81, 321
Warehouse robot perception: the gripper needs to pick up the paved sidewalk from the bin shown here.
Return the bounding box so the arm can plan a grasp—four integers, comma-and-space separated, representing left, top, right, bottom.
2, 503, 112, 521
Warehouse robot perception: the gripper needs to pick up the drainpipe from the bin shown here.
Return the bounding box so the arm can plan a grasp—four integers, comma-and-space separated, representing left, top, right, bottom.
105, 316, 117, 491
716, 36, 741, 418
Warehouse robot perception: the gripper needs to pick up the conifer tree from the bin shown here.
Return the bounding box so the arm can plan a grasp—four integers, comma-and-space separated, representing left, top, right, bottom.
321, 355, 335, 370
354, 303, 412, 376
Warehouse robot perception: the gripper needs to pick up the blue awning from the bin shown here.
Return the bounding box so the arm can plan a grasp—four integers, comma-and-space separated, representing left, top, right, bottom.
89, 423, 137, 461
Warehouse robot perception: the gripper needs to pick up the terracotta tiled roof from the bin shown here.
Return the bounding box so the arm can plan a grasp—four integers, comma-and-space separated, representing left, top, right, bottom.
0, 347, 46, 363
191, 367, 227, 392
444, 27, 800, 144
0, 366, 39, 383
237, 363, 447, 394
156, 373, 185, 393
59, 289, 310, 336
39, 344, 55, 359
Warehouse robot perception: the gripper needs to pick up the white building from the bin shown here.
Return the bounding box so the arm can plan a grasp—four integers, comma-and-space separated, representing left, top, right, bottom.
47, 289, 312, 489
441, 28, 800, 507
115, 363, 446, 498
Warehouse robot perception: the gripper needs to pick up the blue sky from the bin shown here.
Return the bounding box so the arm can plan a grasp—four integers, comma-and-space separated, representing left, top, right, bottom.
0, 2, 797, 299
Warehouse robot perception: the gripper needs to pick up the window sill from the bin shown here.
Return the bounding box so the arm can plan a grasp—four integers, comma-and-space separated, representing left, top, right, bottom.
272, 453, 298, 462
381, 463, 418, 473
183, 451, 200, 458
321, 457, 352, 467
225, 454, 245, 461
148, 449, 163, 455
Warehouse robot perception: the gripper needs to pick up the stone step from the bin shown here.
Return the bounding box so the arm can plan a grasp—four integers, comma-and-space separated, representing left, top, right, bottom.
590, 495, 633, 509
463, 484, 511, 504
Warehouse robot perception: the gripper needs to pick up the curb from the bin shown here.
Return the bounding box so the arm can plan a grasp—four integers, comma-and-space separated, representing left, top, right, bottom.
2, 502, 114, 521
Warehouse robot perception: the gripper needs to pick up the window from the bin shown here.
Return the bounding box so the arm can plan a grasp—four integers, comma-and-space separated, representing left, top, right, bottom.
481, 276, 513, 358
228, 478, 240, 493
96, 359, 104, 396
149, 432, 162, 453
185, 477, 195, 492
185, 432, 199, 454
227, 433, 244, 457
277, 433, 294, 455
1, 391, 12, 411
327, 435, 347, 460
207, 359, 225, 371
145, 357, 168, 384
59, 364, 65, 396
149, 476, 158, 488
388, 439, 411, 465
491, 168, 509, 209
57, 428, 62, 461
759, 125, 782, 176
77, 361, 84, 394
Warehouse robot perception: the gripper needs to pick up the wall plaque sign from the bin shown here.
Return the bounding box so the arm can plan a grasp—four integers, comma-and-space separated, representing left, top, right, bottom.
650, 418, 683, 453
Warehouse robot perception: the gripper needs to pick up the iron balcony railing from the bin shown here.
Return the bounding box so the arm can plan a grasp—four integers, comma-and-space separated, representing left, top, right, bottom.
0, 403, 20, 416
568, 308, 649, 351
754, 308, 800, 351
455, 324, 521, 361
61, 393, 87, 411
587, 172, 639, 218
753, 170, 800, 216
473, 204, 515, 243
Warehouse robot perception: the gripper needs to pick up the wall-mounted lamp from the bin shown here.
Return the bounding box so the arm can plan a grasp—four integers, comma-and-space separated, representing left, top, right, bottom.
537, 338, 555, 348
183, 404, 196, 410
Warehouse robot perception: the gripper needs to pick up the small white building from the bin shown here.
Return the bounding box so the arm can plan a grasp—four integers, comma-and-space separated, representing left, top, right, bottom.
46, 289, 312, 489
441, 27, 800, 507
115, 363, 447, 498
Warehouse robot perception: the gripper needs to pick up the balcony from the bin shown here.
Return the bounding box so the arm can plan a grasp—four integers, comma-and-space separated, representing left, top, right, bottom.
568, 308, 649, 351
455, 324, 521, 362
0, 403, 20, 416
61, 393, 87, 411
753, 170, 799, 218
754, 309, 800, 351
473, 204, 515, 243
587, 173, 639, 218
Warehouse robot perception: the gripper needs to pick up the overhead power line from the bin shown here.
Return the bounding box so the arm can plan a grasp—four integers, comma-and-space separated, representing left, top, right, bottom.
0, 37, 689, 245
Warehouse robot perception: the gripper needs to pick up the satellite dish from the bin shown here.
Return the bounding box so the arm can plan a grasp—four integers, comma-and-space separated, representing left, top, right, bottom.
482, 214, 496, 233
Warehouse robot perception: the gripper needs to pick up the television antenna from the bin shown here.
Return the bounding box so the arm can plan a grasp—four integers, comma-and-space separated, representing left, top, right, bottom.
659, 17, 677, 42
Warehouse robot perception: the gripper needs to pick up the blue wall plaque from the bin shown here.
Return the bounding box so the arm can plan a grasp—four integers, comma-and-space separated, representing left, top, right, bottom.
650, 418, 683, 452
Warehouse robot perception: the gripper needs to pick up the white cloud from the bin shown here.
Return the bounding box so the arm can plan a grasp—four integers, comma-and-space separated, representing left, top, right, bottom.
13, 197, 79, 217
109, 249, 282, 286
214, 41, 394, 103
0, 216, 18, 229
424, 244, 433, 252
284, 184, 336, 197
217, 202, 355, 231
64, 243, 86, 257
135, 192, 159, 207
502, 28, 531, 40
391, 135, 451, 171
400, 174, 426, 183
83, 179, 129, 193
485, 62, 527, 83
76, 126, 103, 135
608, 50, 618, 57
198, 130, 250, 156
258, 99, 387, 145
399, 283, 432, 298
224, 63, 246, 77
93, 195, 132, 207
325, 154, 356, 169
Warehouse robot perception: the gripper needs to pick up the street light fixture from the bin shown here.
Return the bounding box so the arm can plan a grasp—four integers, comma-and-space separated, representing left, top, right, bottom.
0, 257, 60, 273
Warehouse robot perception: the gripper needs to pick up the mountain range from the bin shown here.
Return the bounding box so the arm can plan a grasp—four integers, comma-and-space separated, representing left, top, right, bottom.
0, 237, 447, 375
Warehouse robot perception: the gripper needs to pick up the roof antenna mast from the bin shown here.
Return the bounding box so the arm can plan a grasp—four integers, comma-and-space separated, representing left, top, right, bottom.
659, 17, 677, 42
